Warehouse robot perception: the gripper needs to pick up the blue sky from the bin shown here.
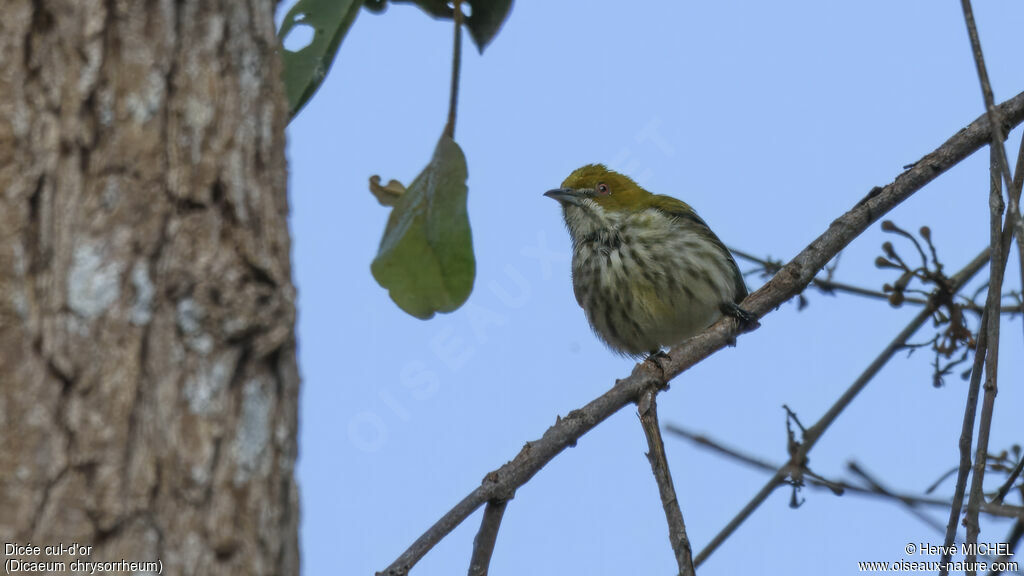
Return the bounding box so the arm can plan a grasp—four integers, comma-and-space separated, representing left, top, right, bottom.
281, 2, 1024, 574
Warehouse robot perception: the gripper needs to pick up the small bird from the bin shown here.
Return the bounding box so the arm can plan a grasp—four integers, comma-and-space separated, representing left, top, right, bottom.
545, 164, 753, 358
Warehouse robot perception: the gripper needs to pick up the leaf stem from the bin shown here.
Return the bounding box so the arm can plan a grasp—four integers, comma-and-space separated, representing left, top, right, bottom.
444, 0, 463, 139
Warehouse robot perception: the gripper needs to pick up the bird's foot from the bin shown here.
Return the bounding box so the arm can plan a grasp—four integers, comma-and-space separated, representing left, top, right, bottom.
645, 349, 671, 377
646, 349, 669, 361
721, 302, 759, 332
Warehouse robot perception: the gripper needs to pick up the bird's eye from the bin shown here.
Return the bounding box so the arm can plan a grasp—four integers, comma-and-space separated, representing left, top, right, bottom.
596, 183, 610, 196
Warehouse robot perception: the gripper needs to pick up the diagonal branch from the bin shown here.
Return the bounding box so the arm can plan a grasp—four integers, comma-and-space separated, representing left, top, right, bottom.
638, 389, 695, 576
695, 247, 988, 567
731, 248, 929, 305
665, 425, 779, 473
377, 90, 1024, 576
846, 462, 949, 534
992, 457, 1024, 506
732, 248, 1022, 314
988, 521, 1024, 576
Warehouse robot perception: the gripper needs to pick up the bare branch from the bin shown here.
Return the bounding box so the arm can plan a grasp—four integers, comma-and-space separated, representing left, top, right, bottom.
694, 468, 789, 567
944, 296, 993, 571
732, 248, 930, 305
732, 233, 1022, 316
941, 4, 1024, 569
668, 424, 1024, 522
694, 248, 990, 567
664, 425, 779, 473
964, 145, 1009, 569
467, 501, 508, 576
959, 0, 1014, 193
638, 390, 695, 576
667, 426, 1024, 551
377, 91, 1024, 576
992, 457, 1024, 506
847, 462, 947, 533
1014, 131, 1024, 345
987, 521, 1024, 576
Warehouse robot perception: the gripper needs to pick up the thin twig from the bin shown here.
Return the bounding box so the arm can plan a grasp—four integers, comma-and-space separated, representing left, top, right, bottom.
731, 248, 930, 305
667, 425, 946, 514
847, 462, 947, 533
943, 293, 992, 572
467, 500, 508, 576
664, 425, 779, 473
959, 0, 1014, 193
987, 521, 1024, 576
948, 128, 1024, 552
941, 5, 1024, 570
992, 457, 1024, 506
694, 308, 929, 566
694, 248, 991, 567
1011, 131, 1024, 346
638, 390, 695, 576
964, 145, 1009, 572
732, 248, 1021, 314
377, 92, 1024, 576
666, 425, 1024, 523
699, 471, 790, 567
443, 0, 463, 139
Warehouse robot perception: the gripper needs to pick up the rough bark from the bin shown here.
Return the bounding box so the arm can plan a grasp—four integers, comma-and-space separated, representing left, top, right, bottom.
0, 1, 299, 575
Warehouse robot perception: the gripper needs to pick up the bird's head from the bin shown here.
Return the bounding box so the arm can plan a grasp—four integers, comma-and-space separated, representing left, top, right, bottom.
545, 164, 698, 242
544, 164, 651, 214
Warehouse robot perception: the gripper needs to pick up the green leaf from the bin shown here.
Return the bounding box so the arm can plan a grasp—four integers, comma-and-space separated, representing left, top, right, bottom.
279, 0, 363, 120
388, 0, 451, 18
465, 0, 513, 52
362, 0, 389, 13
372, 0, 513, 52
371, 136, 475, 319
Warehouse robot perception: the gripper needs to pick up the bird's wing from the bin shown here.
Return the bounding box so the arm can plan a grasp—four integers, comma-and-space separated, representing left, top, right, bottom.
650, 197, 748, 302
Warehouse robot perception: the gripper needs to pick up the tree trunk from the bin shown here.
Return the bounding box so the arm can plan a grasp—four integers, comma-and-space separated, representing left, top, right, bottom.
0, 1, 299, 575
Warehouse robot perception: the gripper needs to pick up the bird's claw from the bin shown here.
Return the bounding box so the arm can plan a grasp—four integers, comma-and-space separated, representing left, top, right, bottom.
722, 302, 759, 331
645, 349, 671, 375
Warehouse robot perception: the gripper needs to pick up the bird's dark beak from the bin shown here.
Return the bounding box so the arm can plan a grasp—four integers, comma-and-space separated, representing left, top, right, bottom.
544, 188, 584, 206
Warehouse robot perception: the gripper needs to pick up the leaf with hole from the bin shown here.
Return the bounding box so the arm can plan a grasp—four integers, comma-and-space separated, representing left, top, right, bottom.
278, 0, 363, 120
371, 135, 475, 319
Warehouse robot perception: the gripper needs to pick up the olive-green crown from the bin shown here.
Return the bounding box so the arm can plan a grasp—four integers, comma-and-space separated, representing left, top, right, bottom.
561, 164, 696, 214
